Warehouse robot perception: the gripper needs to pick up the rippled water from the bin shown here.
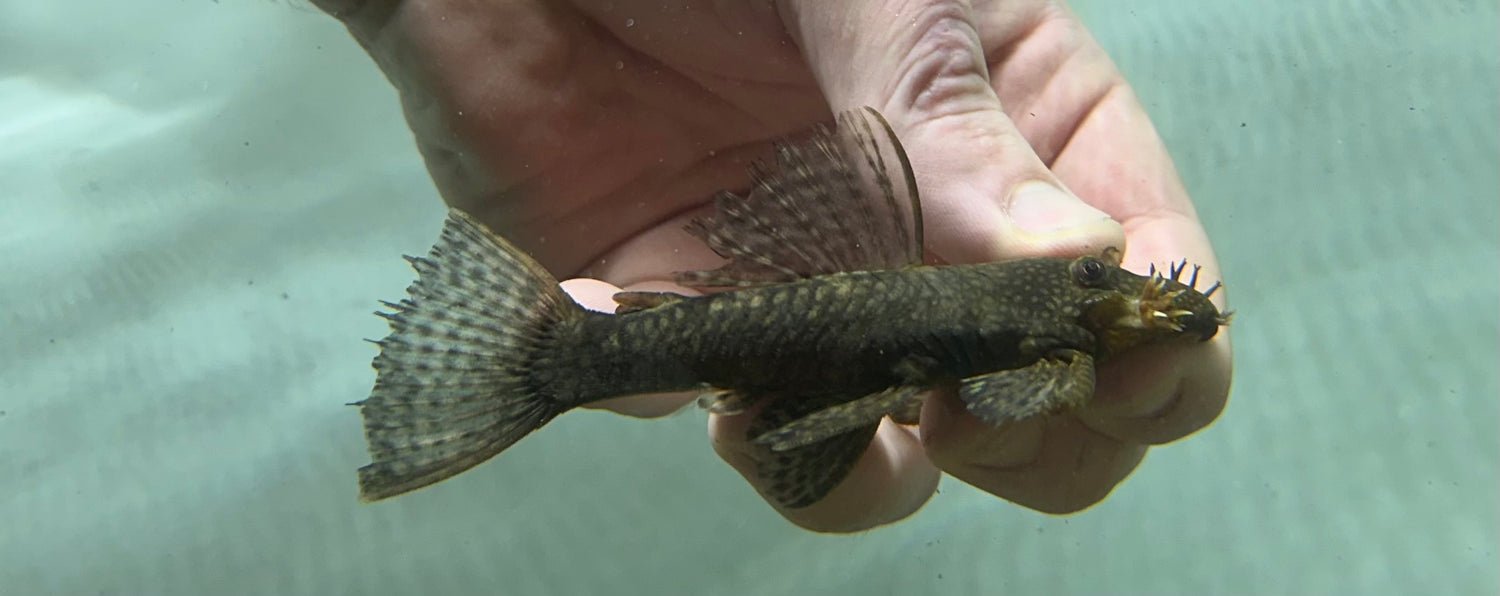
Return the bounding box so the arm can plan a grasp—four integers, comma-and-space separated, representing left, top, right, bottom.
2, 1, 1495, 594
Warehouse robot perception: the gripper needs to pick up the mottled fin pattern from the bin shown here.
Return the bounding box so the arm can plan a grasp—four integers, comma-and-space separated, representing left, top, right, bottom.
746, 392, 881, 509
355, 209, 583, 502
677, 107, 922, 287
753, 386, 925, 452
958, 350, 1096, 426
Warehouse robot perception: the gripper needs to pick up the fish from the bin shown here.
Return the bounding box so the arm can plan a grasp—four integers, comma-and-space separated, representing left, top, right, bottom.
352, 107, 1233, 509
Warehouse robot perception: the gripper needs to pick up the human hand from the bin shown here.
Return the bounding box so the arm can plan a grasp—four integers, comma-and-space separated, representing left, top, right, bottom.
313, 0, 1233, 532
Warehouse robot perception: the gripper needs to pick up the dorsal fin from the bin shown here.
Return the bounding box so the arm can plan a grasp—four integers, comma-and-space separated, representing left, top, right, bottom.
676, 107, 923, 288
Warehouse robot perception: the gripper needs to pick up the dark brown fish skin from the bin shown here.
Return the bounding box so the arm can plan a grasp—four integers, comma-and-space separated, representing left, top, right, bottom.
351, 210, 1228, 508
532, 258, 1207, 410
528, 252, 1221, 509
350, 107, 1231, 510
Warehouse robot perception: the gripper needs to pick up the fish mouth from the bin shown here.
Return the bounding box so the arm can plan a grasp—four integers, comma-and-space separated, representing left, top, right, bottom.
1130, 260, 1234, 339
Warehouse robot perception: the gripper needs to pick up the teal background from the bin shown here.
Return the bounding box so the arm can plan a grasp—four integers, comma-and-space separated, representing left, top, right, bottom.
2, 1, 1495, 594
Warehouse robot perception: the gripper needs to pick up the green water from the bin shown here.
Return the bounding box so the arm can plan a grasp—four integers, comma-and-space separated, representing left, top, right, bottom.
1, 1, 1495, 594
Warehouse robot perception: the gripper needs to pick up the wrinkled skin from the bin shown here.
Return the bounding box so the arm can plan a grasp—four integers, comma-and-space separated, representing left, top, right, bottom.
311, 0, 1234, 532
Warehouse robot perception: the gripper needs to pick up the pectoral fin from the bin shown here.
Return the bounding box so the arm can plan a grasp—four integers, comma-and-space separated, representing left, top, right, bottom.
752, 385, 925, 452
744, 392, 881, 509
958, 350, 1096, 426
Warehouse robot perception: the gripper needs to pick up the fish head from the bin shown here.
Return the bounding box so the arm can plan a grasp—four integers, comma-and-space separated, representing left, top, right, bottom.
1068, 248, 1233, 358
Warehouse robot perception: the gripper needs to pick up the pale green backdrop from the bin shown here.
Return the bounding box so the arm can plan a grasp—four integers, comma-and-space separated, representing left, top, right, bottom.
1, 1, 1495, 594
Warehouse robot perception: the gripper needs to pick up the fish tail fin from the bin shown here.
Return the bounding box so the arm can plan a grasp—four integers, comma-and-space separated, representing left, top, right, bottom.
355, 208, 583, 503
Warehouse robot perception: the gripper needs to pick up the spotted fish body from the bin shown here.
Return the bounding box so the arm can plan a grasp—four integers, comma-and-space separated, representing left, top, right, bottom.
354, 108, 1231, 510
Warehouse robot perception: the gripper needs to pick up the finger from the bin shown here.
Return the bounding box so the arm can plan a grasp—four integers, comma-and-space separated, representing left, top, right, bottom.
781, 0, 1130, 517
305, 0, 364, 21
1077, 338, 1233, 446
778, 0, 1125, 265
306, 0, 407, 51
557, 278, 698, 418
1076, 214, 1233, 444
921, 218, 1232, 508
710, 405, 940, 533
920, 388, 1146, 514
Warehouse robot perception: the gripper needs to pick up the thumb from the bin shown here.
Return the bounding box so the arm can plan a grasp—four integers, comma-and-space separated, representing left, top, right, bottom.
778, 0, 1124, 263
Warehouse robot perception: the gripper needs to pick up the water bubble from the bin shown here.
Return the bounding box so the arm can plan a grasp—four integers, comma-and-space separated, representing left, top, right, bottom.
614, 61, 624, 70
625, 18, 635, 27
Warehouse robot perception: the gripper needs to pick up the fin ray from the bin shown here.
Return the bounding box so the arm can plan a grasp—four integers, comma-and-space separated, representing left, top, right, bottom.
753, 385, 925, 451
958, 350, 1096, 426
676, 107, 923, 288
356, 209, 583, 502
745, 392, 882, 509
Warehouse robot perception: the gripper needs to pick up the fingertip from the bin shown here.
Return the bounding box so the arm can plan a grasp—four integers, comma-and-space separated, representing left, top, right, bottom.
1001, 180, 1126, 258
1079, 336, 1233, 445
920, 387, 1047, 470
884, 111, 1128, 264
928, 412, 1145, 515
558, 277, 625, 313
582, 392, 696, 419
561, 277, 706, 313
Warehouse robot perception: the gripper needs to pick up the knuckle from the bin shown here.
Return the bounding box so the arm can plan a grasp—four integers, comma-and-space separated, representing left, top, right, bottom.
891, 3, 993, 116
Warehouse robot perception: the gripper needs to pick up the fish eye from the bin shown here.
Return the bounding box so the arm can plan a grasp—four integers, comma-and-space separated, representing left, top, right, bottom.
1072, 257, 1109, 286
